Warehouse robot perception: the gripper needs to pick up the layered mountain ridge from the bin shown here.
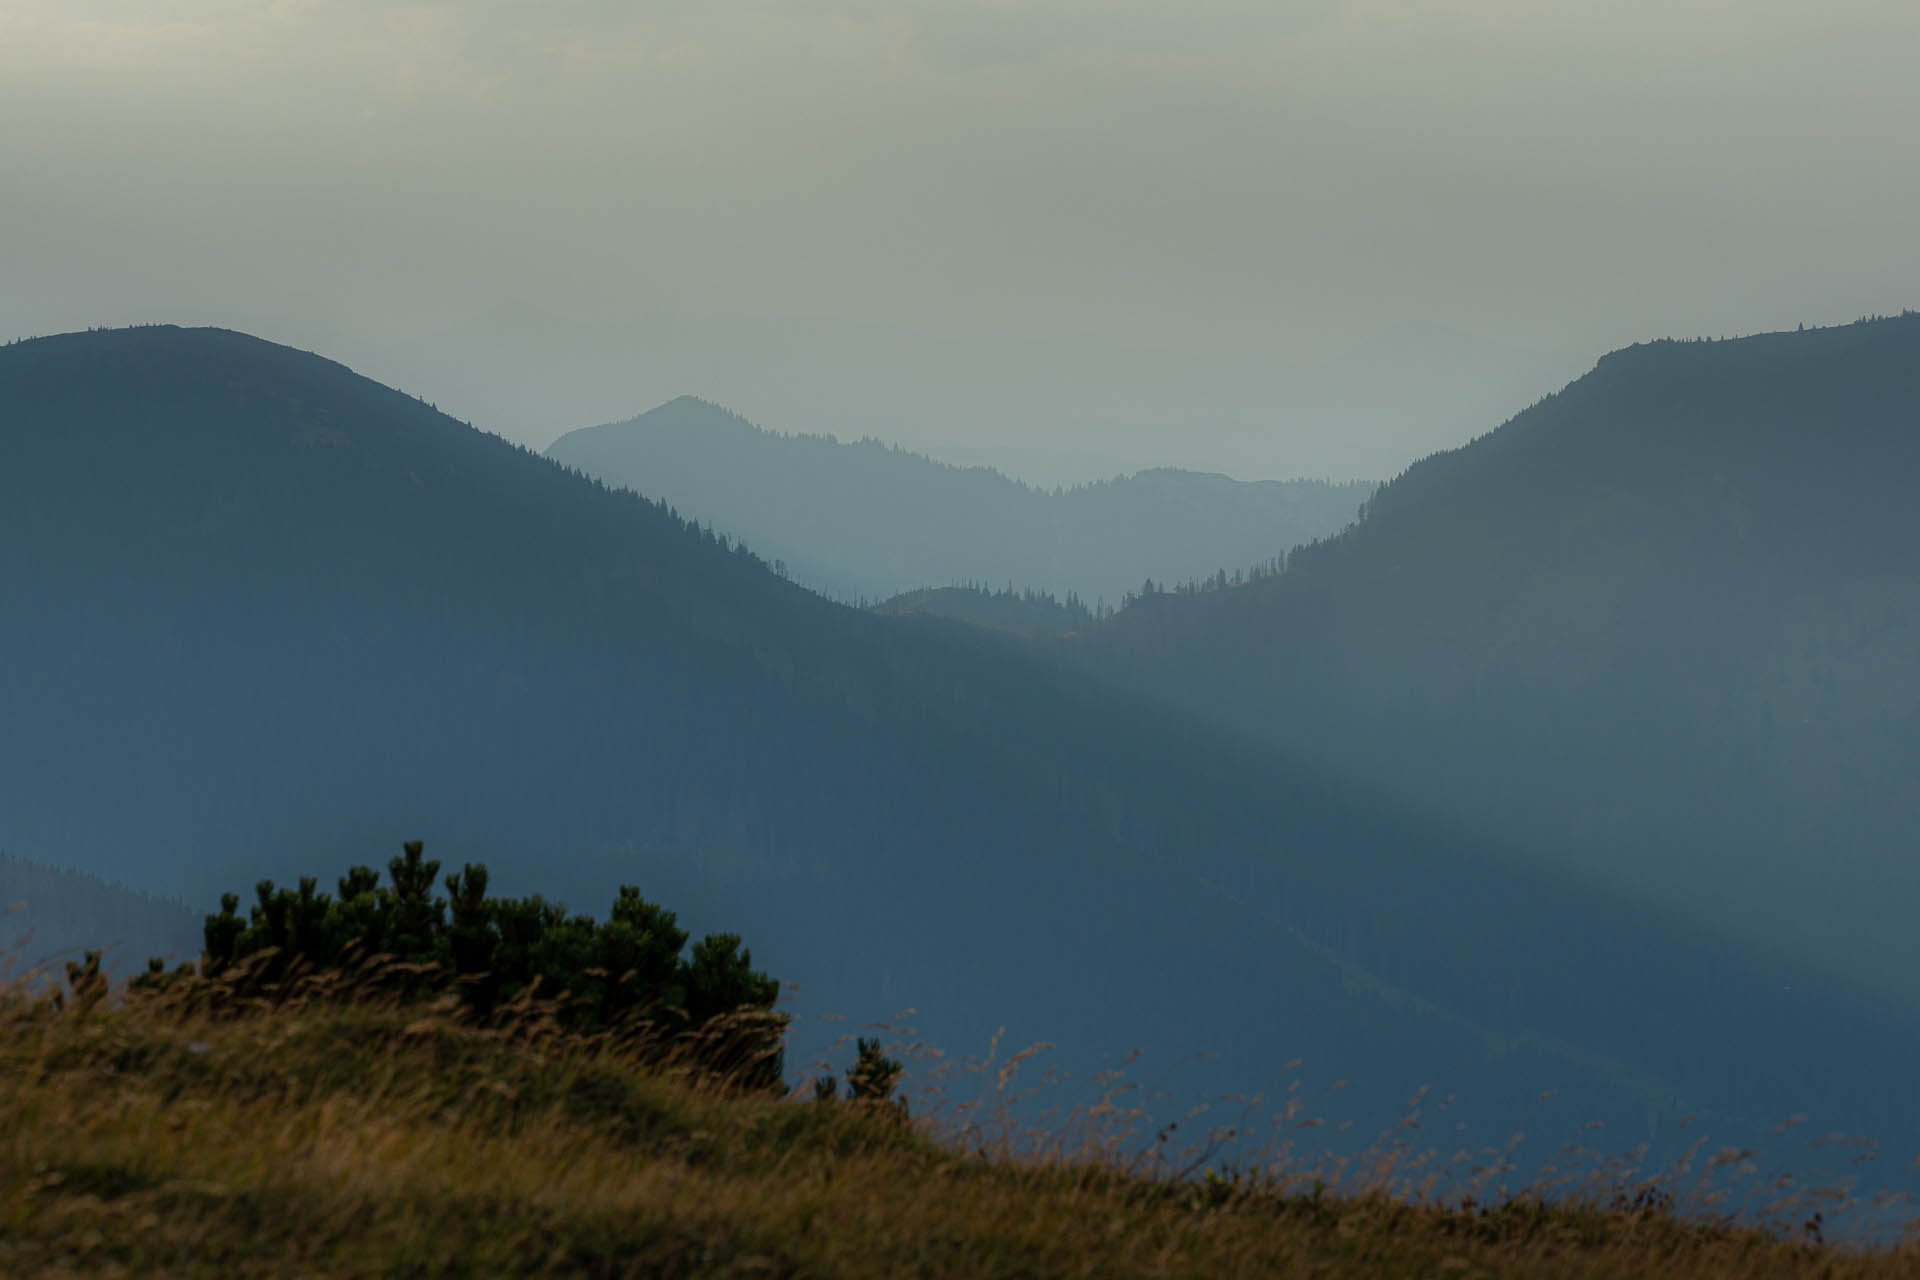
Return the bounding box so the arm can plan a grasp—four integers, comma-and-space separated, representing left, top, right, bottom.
3, 323, 1913, 1185
546, 397, 1370, 605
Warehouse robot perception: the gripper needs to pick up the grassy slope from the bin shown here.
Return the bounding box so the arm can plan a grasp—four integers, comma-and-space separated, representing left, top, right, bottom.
3, 992, 1909, 1278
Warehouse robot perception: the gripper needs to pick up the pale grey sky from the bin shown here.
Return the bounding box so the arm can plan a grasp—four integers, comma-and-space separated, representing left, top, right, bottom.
3, 0, 1916, 484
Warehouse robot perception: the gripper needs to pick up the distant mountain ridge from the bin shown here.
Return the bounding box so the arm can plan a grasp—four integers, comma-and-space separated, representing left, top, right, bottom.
2, 855, 201, 980
545, 397, 1371, 605
872, 585, 1093, 639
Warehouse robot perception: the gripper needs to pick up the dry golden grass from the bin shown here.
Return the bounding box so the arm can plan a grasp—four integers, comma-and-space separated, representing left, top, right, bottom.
2, 985, 1915, 1278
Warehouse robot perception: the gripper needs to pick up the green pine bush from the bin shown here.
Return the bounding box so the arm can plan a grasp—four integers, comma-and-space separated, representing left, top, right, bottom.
142, 841, 784, 1088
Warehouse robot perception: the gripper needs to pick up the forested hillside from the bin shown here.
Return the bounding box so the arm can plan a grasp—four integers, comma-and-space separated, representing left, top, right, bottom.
545, 397, 1369, 605
1082, 314, 1920, 1012
3, 326, 1914, 1190
872, 585, 1093, 639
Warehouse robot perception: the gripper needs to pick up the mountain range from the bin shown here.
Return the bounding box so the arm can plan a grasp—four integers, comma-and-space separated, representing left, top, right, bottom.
4, 323, 1916, 1189
545, 397, 1371, 606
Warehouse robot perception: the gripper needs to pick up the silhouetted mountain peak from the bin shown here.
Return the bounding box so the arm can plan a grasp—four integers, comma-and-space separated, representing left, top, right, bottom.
3, 325, 473, 465
622, 395, 764, 436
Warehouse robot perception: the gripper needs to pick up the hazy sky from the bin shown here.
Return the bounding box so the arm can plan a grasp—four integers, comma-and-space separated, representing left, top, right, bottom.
4, 1, 1916, 485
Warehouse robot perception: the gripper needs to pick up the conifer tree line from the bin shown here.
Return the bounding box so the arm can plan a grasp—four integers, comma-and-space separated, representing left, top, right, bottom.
135, 841, 787, 1086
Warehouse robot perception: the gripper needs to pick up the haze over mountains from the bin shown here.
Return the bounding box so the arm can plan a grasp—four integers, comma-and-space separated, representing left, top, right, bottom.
546, 397, 1371, 606
1, 857, 200, 982
5, 322, 1919, 1195
1081, 313, 1920, 1011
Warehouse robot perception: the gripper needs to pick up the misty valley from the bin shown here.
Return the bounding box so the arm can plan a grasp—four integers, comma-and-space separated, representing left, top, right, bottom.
7, 316, 1920, 1271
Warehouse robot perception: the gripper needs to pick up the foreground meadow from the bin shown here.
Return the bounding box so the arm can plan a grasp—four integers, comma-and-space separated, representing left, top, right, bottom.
3, 972, 1915, 1279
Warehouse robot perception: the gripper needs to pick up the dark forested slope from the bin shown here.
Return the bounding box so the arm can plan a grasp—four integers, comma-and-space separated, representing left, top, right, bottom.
545, 397, 1369, 605
1083, 314, 1920, 1010
3, 326, 1915, 1177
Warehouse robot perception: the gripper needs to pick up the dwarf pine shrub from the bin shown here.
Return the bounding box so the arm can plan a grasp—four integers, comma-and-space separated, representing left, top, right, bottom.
815, 1036, 906, 1108
138, 841, 785, 1087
